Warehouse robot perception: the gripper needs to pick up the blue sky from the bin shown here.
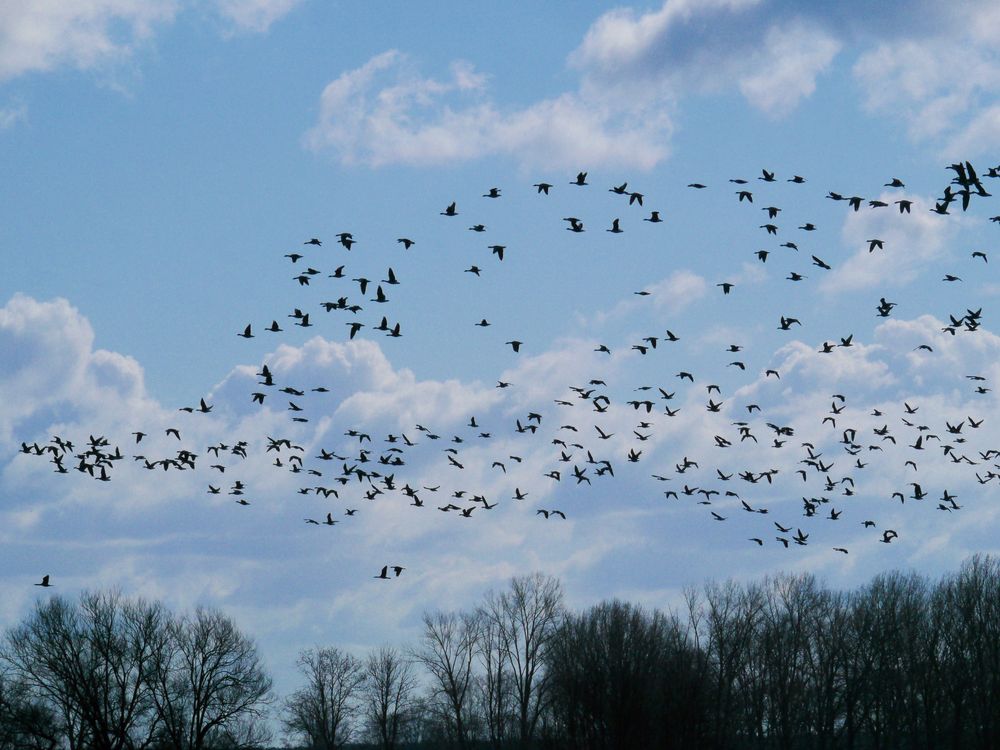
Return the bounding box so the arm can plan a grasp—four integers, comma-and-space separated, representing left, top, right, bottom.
3, 0, 1000, 704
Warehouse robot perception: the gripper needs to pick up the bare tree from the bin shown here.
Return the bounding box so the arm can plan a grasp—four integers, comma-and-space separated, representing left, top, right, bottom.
146, 607, 272, 750
0, 670, 61, 750
939, 554, 1000, 749
545, 598, 706, 750
413, 611, 478, 750
282, 647, 365, 750
2, 590, 169, 750
801, 588, 850, 748
698, 579, 765, 748
471, 611, 513, 749
480, 573, 563, 749
756, 574, 820, 750
362, 646, 418, 750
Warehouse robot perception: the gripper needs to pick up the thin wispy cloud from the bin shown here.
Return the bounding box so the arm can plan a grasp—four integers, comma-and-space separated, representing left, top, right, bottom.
213, 0, 303, 34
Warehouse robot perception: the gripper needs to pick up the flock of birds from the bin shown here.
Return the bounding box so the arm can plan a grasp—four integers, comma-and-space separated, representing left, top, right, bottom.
18, 159, 1000, 585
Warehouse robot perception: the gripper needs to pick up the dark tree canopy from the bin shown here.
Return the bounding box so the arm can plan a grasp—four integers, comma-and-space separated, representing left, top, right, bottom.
1, 590, 271, 750
7, 558, 1000, 750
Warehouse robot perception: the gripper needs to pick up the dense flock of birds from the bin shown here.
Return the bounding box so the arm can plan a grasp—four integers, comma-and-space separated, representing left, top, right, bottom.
18, 160, 1000, 584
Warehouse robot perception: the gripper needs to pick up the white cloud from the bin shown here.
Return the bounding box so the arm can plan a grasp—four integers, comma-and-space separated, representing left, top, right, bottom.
212, 0, 302, 34
7, 292, 1000, 702
1, 296, 688, 695
768, 338, 897, 392
853, 40, 989, 143
874, 315, 1000, 382
819, 193, 955, 294
0, 294, 157, 443
571, 0, 762, 79
0, 0, 176, 82
851, 6, 1000, 154
296, 2, 1000, 169
209, 336, 502, 436
570, 0, 1000, 150
0, 0, 300, 84
590, 269, 708, 326
0, 103, 26, 129
304, 50, 672, 170
571, 0, 840, 118
737, 21, 840, 118
647, 269, 709, 314
943, 105, 1000, 161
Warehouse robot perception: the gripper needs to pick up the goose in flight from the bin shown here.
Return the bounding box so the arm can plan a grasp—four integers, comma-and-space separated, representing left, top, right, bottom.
537, 509, 566, 519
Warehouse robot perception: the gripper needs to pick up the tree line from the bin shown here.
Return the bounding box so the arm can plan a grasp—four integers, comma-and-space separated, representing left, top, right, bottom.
3, 556, 1000, 749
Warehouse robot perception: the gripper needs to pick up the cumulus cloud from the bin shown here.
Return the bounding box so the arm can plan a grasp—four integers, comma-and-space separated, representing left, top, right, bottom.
819, 193, 956, 294
874, 315, 1000, 383
737, 21, 840, 117
298, 1, 1000, 169
7, 292, 1000, 698
0, 0, 176, 82
572, 0, 1000, 146
848, 7, 1000, 155
0, 295, 680, 693
781, 339, 896, 390
571, 0, 763, 83
571, 0, 844, 116
0, 294, 156, 443
853, 37, 1000, 150
303, 50, 672, 170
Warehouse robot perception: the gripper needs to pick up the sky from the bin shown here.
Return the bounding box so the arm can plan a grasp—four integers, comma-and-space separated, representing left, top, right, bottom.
3, 0, 1000, 705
